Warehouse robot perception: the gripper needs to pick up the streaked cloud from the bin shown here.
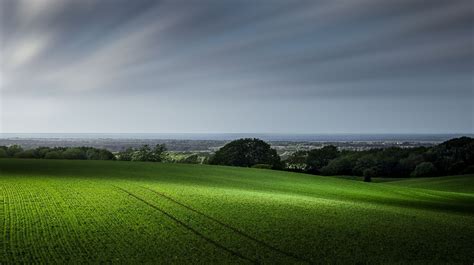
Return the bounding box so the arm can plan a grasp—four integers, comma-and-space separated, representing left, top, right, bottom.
0, 0, 472, 133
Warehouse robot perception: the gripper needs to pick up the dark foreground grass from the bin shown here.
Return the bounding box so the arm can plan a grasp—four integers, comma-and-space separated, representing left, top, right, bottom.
1, 159, 473, 264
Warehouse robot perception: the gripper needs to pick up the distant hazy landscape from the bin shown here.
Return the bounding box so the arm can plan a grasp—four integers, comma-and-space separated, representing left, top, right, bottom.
1, 133, 467, 151
2, 133, 469, 141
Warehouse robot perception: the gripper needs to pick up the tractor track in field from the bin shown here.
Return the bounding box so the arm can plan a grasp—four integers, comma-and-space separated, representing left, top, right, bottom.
112, 185, 259, 265
138, 185, 313, 264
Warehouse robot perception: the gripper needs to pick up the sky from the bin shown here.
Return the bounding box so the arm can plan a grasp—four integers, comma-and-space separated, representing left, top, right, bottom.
0, 0, 473, 134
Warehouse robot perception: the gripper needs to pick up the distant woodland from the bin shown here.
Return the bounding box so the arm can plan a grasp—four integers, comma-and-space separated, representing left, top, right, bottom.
1, 137, 472, 179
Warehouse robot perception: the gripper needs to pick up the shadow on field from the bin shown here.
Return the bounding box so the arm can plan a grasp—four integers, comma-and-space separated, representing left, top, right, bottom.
137, 185, 312, 264
112, 185, 260, 264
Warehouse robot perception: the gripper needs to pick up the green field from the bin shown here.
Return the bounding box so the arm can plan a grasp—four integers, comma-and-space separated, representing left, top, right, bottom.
1, 159, 473, 264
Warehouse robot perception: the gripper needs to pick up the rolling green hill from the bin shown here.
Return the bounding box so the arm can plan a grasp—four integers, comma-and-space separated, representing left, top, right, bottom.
383, 175, 474, 194
1, 159, 473, 264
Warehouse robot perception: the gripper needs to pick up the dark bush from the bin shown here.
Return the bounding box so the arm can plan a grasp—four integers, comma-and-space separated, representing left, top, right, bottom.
251, 164, 273, 169
428, 137, 474, 175
363, 168, 377, 182
353, 154, 377, 176
14, 150, 37, 159
34, 147, 53, 158
410, 162, 437, 178
305, 146, 339, 173
117, 148, 134, 161
321, 156, 356, 176
7, 145, 23, 157
462, 165, 474, 174
398, 154, 425, 176
44, 151, 63, 159
62, 148, 87, 160
0, 148, 7, 158
86, 148, 115, 160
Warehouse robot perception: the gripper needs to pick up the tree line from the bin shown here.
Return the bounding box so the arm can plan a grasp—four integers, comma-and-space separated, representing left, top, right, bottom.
284, 137, 474, 179
0, 146, 115, 160
209, 137, 474, 180
1, 137, 472, 179
0, 144, 166, 162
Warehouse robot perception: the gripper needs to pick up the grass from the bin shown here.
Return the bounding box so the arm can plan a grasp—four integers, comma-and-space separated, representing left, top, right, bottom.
383, 175, 474, 194
1, 159, 473, 264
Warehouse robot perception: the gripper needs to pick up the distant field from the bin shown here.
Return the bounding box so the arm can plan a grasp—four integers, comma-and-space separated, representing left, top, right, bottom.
1, 159, 473, 264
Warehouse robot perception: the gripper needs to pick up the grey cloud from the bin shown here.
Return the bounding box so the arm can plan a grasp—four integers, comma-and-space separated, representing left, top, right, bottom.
0, 0, 472, 133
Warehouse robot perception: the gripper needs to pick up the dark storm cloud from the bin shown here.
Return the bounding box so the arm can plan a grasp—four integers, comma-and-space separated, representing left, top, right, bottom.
1, 0, 472, 133
2, 0, 472, 94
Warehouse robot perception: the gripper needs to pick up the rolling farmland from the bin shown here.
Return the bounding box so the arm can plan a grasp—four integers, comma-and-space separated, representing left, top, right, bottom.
1, 159, 473, 264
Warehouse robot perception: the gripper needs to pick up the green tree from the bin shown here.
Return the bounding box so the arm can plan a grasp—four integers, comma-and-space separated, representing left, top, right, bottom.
62, 148, 86, 160
410, 162, 437, 177
363, 168, 377, 182
398, 153, 425, 176
284, 151, 308, 171
209, 138, 282, 169
85, 148, 115, 160
33, 147, 53, 158
98, 149, 115, 160
117, 148, 134, 161
427, 137, 474, 175
7, 145, 23, 157
132, 145, 153, 161
44, 151, 63, 159
151, 144, 167, 162
0, 148, 7, 158
321, 155, 356, 176
353, 154, 377, 176
14, 150, 36, 158
305, 145, 339, 173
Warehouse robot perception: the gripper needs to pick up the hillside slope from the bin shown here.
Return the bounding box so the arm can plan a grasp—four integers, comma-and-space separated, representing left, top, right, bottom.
1, 159, 473, 264
384, 175, 474, 193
